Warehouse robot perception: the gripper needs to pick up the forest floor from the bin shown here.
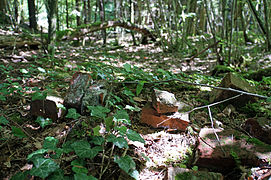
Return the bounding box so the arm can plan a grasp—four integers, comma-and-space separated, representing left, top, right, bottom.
0, 30, 271, 180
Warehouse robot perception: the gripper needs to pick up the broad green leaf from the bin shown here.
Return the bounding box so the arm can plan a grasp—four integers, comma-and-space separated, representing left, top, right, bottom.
113, 110, 130, 125
88, 106, 110, 119
62, 141, 74, 153
71, 140, 102, 159
12, 126, 27, 138
48, 169, 66, 180
0, 95, 6, 101
267, 97, 271, 102
91, 136, 105, 145
74, 173, 97, 180
32, 91, 47, 101
10, 171, 29, 180
114, 126, 127, 136
27, 149, 47, 160
30, 157, 59, 178
43, 136, 58, 150
71, 140, 91, 158
114, 155, 136, 175
51, 148, 63, 159
105, 116, 114, 132
123, 88, 135, 97
107, 135, 128, 149
123, 63, 132, 72
136, 81, 145, 96
126, 129, 145, 143
93, 125, 101, 136
35, 116, 52, 128
65, 108, 81, 119
71, 159, 88, 174
0, 116, 9, 125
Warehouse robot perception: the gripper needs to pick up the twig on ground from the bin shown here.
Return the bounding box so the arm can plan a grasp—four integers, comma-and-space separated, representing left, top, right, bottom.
207, 106, 226, 156
120, 78, 268, 99
188, 93, 243, 113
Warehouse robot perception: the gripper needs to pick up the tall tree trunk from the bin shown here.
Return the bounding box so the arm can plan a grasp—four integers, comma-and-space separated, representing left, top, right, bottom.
263, 0, 271, 50
66, 0, 69, 28
246, 0, 266, 35
83, 0, 87, 24
27, 0, 37, 30
228, 0, 237, 64
45, 0, 58, 56
129, 0, 136, 45
0, 0, 7, 13
99, 0, 106, 45
203, 0, 221, 64
56, 3, 59, 30
14, 0, 18, 24
76, 0, 81, 26
87, 0, 91, 23
186, 0, 197, 36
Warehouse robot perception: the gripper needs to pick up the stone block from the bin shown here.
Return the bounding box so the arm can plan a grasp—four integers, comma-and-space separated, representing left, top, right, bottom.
210, 72, 257, 106
196, 128, 271, 172
243, 117, 271, 145
140, 104, 189, 131
64, 72, 107, 114
152, 89, 178, 114
64, 72, 92, 110
167, 167, 223, 180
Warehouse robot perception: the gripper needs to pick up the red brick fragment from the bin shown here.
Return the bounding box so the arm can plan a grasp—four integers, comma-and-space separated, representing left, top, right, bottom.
30, 96, 64, 121
140, 104, 189, 131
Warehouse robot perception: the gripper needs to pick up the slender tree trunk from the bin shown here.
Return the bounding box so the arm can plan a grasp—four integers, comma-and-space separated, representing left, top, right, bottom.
27, 0, 37, 30
0, 0, 7, 13
203, 0, 221, 64
129, 0, 136, 45
76, 0, 81, 26
228, 0, 237, 64
14, 0, 18, 24
246, 0, 266, 35
66, 0, 69, 28
56, 3, 59, 30
99, 0, 106, 45
87, 0, 91, 23
83, 0, 87, 24
45, 0, 58, 56
94, 0, 98, 22
263, 0, 271, 50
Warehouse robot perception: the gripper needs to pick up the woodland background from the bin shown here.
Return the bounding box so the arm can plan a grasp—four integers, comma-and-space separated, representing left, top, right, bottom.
0, 0, 271, 180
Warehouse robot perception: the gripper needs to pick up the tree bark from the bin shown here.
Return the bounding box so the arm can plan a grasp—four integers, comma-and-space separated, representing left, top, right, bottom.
87, 0, 91, 23
76, 0, 81, 26
45, 0, 58, 56
27, 0, 37, 30
263, 0, 271, 50
99, 0, 106, 45
66, 0, 69, 28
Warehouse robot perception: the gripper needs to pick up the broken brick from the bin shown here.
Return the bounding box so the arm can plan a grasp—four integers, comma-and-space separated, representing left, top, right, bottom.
140, 104, 189, 131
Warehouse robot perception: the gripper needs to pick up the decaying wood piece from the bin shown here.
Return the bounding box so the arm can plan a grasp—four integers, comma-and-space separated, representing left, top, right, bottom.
0, 35, 41, 49
72, 21, 156, 43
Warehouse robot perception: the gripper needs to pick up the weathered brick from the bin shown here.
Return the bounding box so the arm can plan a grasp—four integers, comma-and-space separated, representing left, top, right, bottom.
140, 104, 189, 131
